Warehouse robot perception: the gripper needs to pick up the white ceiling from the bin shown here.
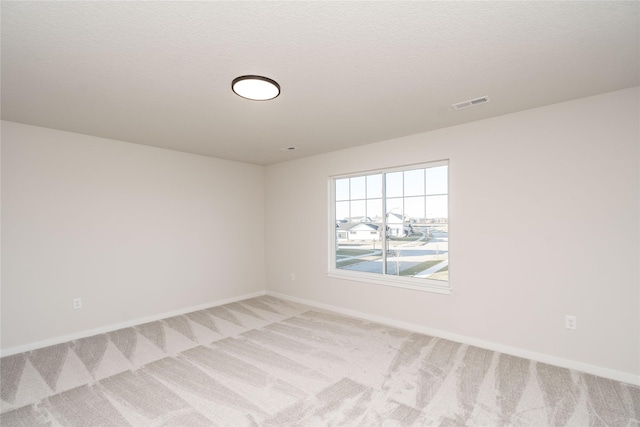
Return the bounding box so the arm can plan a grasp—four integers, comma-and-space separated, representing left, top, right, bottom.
2, 1, 639, 165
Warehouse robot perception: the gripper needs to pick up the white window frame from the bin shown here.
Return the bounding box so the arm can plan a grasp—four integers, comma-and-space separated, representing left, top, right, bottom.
328, 160, 451, 295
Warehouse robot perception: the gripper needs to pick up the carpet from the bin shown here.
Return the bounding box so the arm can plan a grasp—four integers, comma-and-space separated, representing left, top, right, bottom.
1, 295, 638, 426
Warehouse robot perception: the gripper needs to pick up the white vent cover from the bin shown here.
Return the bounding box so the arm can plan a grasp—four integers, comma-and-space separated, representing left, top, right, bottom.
452, 96, 490, 110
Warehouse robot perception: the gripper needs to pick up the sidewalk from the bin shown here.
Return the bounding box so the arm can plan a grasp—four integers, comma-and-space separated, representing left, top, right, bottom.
414, 259, 448, 278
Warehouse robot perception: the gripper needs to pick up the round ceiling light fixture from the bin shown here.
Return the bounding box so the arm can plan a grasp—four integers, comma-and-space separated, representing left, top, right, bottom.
232, 75, 280, 101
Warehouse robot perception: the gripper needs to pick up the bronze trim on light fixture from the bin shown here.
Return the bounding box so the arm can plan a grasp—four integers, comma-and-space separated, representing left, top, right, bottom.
232, 75, 281, 101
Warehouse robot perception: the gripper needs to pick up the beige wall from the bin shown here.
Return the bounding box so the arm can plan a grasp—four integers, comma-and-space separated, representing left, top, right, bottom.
264, 87, 640, 380
1, 121, 265, 351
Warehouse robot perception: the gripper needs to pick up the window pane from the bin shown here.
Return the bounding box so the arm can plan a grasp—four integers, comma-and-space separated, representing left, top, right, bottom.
336, 247, 382, 274
420, 226, 448, 282
350, 200, 366, 219
426, 195, 448, 219
405, 196, 425, 220
367, 199, 382, 221
336, 178, 350, 201
350, 176, 366, 200
386, 197, 403, 217
336, 201, 349, 221
404, 169, 424, 196
337, 243, 384, 274
386, 172, 403, 197
336, 219, 383, 274
367, 174, 382, 198
426, 166, 448, 195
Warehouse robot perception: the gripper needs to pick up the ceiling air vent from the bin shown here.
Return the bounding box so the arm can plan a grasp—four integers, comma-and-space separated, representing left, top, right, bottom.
278, 146, 297, 152
452, 96, 490, 110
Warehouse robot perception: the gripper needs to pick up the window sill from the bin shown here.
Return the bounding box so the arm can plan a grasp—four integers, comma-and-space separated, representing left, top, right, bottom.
327, 269, 451, 295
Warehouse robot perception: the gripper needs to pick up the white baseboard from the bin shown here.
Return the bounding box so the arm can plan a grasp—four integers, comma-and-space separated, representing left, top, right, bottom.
267, 291, 640, 386
1, 290, 266, 357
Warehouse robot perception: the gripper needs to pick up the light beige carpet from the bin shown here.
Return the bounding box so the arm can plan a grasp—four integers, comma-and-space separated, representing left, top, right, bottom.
1, 295, 638, 426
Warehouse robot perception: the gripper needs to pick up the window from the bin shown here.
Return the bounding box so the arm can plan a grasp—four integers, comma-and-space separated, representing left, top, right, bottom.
330, 161, 449, 294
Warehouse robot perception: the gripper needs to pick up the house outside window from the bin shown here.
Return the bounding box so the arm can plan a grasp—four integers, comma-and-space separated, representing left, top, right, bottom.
329, 160, 449, 294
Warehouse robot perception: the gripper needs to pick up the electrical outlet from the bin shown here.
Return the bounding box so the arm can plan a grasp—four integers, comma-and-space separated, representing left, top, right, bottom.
565, 315, 576, 330
290, 273, 296, 281
73, 298, 82, 309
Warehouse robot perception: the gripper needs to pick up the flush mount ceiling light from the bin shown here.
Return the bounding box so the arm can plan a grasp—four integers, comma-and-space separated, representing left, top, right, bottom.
232, 75, 280, 101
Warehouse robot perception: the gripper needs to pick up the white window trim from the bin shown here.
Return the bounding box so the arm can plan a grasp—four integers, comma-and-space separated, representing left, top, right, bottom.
328, 160, 451, 295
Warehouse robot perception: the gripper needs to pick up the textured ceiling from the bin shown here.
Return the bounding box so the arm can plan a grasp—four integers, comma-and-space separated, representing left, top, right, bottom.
2, 1, 639, 165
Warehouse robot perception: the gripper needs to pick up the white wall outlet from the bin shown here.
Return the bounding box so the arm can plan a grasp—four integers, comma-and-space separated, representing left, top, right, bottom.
565, 315, 576, 330
73, 298, 82, 309
290, 273, 296, 281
